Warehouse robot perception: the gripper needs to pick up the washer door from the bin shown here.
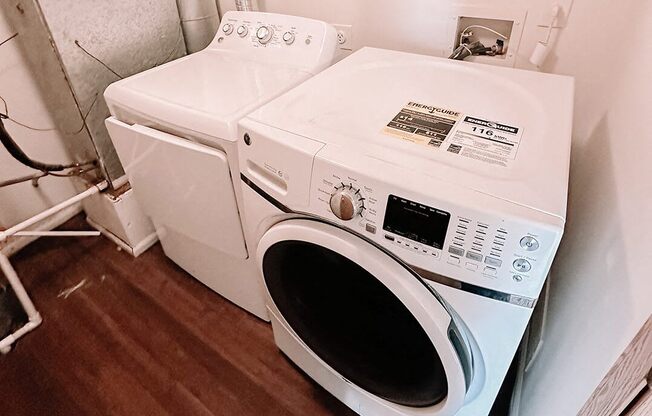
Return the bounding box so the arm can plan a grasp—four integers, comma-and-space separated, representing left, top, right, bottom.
257, 219, 472, 412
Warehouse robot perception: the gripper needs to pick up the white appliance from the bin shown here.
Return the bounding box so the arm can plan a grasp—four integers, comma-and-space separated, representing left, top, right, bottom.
236, 47, 573, 415
103, 11, 337, 320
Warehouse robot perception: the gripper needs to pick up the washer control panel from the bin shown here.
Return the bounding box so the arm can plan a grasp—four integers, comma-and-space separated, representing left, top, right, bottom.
310, 161, 561, 300
211, 11, 337, 73
213, 11, 333, 52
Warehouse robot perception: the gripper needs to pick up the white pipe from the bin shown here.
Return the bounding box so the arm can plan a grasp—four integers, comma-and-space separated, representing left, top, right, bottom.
0, 180, 107, 353
0, 181, 108, 243
0, 253, 42, 353
12, 231, 101, 237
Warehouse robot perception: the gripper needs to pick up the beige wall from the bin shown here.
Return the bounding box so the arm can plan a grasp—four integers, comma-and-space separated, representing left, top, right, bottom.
0, 10, 77, 228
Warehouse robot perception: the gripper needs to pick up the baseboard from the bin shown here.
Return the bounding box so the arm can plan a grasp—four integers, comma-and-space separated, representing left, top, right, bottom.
86, 216, 158, 257
0, 203, 83, 258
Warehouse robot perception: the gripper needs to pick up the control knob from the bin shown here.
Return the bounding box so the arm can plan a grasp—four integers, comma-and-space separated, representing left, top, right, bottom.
236, 25, 248, 37
222, 23, 234, 35
256, 26, 274, 44
330, 185, 364, 221
282, 31, 295, 45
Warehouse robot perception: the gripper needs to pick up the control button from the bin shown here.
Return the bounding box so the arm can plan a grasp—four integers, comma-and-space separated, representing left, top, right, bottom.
465, 262, 478, 271
466, 251, 483, 262
448, 255, 461, 265
448, 246, 464, 257
256, 25, 274, 44
411, 245, 420, 252
431, 251, 441, 260
483, 266, 497, 276
513, 258, 532, 273
520, 236, 540, 251
282, 31, 295, 45
329, 185, 364, 221
236, 25, 248, 37
384, 234, 394, 241
513, 274, 523, 282
365, 223, 376, 234
222, 23, 234, 35
485, 256, 502, 267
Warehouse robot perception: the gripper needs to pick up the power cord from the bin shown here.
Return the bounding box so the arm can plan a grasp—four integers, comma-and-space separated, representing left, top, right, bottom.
0, 93, 99, 135
74, 40, 124, 79
0, 33, 18, 48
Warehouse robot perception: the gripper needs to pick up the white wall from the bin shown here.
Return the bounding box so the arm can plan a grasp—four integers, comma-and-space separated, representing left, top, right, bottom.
221, 0, 652, 413
0, 10, 78, 228
520, 1, 652, 414
218, 0, 561, 68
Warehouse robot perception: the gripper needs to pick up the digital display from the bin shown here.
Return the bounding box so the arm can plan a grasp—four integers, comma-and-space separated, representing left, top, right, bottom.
382, 195, 451, 249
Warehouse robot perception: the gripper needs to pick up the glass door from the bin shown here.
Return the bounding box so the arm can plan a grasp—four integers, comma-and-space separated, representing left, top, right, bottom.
257, 219, 473, 410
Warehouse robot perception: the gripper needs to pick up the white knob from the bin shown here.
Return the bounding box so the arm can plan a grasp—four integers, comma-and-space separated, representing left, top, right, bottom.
282, 31, 295, 45
256, 26, 274, 44
222, 23, 234, 35
236, 25, 248, 37
329, 185, 364, 221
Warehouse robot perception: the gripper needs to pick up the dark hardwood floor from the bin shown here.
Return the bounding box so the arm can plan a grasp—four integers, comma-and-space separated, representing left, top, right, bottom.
0, 215, 356, 416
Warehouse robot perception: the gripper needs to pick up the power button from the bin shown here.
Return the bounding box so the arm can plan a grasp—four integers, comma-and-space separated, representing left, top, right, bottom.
520, 236, 539, 251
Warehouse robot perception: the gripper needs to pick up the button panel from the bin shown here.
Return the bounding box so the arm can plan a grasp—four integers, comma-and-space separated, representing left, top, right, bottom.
308, 159, 559, 300
484, 256, 502, 267
513, 258, 532, 273
448, 246, 465, 257
215, 11, 327, 52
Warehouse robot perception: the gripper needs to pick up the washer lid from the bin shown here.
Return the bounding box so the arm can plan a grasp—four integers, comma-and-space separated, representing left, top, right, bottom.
246, 47, 573, 220
105, 50, 311, 142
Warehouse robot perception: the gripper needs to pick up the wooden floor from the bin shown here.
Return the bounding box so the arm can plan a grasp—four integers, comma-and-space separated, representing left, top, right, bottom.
0, 216, 356, 416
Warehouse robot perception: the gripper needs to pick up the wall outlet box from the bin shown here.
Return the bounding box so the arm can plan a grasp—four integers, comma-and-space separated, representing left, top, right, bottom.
333, 24, 353, 51
450, 6, 527, 68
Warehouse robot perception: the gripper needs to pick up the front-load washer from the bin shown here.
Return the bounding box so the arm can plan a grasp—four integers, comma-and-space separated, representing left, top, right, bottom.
103, 11, 337, 320
236, 47, 573, 415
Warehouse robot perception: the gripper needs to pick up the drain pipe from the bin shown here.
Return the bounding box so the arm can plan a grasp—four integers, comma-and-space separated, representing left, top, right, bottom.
177, 0, 221, 53
0, 181, 108, 244
0, 180, 108, 353
0, 253, 42, 354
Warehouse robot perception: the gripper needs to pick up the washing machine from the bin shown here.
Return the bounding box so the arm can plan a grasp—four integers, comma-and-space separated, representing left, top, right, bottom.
236, 47, 573, 415
103, 11, 337, 320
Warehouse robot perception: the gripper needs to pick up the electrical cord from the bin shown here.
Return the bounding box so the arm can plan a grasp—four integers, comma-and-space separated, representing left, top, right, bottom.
74, 40, 124, 79
0, 33, 18, 48
0, 93, 99, 135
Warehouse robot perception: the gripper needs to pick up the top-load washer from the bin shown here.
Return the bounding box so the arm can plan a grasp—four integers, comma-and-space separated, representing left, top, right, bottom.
103, 11, 337, 320
236, 47, 573, 415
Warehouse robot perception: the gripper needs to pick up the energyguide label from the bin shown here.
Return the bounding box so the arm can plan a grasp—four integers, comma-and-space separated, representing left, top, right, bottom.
383, 101, 524, 167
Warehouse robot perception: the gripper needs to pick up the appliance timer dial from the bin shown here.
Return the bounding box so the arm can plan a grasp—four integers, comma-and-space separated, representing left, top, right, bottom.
330, 185, 364, 221
256, 26, 274, 44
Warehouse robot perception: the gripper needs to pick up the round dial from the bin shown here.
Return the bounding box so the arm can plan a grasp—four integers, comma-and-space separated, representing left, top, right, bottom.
282, 31, 295, 45
329, 185, 364, 221
222, 23, 234, 35
256, 26, 274, 44
236, 25, 248, 37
